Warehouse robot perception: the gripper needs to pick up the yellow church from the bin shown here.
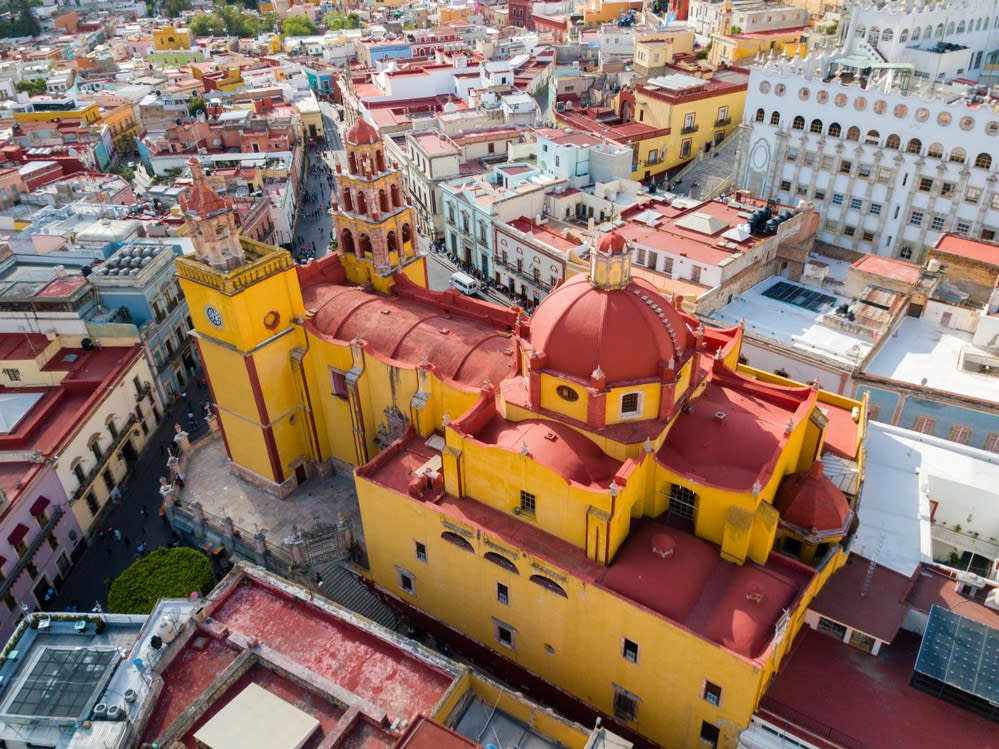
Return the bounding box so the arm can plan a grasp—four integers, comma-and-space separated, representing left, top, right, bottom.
177, 124, 867, 749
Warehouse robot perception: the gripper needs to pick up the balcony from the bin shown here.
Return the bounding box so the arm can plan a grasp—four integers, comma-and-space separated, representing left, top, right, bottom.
72, 414, 138, 501
0, 506, 65, 599
496, 261, 552, 293
681, 124, 699, 135
715, 117, 732, 127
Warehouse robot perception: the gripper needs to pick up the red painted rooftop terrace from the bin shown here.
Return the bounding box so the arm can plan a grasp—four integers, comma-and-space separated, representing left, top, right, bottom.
136, 565, 605, 749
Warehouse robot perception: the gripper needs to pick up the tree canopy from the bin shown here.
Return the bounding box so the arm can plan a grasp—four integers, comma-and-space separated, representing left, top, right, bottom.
14, 78, 46, 95
322, 11, 360, 30
162, 0, 192, 18
281, 15, 318, 37
0, 0, 40, 38
108, 547, 215, 614
188, 2, 276, 39
188, 95, 207, 117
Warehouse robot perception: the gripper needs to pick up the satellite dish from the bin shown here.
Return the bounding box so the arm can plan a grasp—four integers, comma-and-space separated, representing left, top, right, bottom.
81, 338, 95, 350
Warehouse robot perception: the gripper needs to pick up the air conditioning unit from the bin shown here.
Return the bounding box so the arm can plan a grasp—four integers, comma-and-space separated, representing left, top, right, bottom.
985, 587, 999, 612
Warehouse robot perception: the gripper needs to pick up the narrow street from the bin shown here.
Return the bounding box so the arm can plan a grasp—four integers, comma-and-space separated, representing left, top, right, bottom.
292, 102, 345, 260
52, 377, 212, 613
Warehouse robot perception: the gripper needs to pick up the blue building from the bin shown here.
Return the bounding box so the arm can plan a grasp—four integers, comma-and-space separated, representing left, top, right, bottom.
89, 239, 199, 402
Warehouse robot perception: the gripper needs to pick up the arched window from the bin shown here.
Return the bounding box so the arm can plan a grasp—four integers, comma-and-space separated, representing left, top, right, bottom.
906, 138, 922, 154
484, 551, 519, 574
755, 108, 765, 123
770, 111, 781, 126
884, 28, 896, 43
390, 183, 402, 208
868, 27, 880, 45
386, 230, 397, 253
949, 146, 966, 163
957, 21, 966, 34
911, 27, 920, 41
975, 152, 993, 169
358, 233, 372, 256
792, 115, 805, 130
348, 151, 357, 173
928, 142, 944, 158
402, 223, 412, 245
340, 229, 355, 255
441, 531, 474, 551
809, 118, 823, 133
856, 25, 866, 38
379, 189, 389, 213
977, 18, 983, 31
899, 29, 908, 43
945, 22, 954, 36
376, 150, 386, 172
530, 574, 568, 598
356, 191, 368, 215
341, 188, 353, 212
885, 134, 900, 149
935, 24, 944, 38
865, 129, 880, 145
828, 122, 842, 137
846, 126, 861, 141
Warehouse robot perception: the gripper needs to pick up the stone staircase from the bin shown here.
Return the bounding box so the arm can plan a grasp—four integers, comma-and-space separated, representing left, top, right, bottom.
314, 561, 399, 631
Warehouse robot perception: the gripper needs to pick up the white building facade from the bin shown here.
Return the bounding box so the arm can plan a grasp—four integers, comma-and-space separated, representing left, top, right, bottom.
737, 54, 999, 261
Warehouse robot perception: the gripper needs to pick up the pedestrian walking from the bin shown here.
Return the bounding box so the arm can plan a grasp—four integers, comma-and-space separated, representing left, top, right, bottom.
140, 505, 148, 519
314, 571, 323, 588
113, 528, 122, 542
174, 472, 185, 488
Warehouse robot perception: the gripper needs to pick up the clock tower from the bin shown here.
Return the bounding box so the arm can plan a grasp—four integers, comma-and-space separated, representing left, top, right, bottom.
175, 157, 321, 496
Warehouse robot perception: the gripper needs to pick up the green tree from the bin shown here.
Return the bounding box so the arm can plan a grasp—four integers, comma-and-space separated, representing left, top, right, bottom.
188, 95, 207, 117
322, 10, 346, 29
281, 15, 318, 37
346, 12, 360, 28
163, 0, 192, 18
108, 547, 215, 614
14, 78, 46, 95
0, 0, 40, 38
189, 11, 226, 36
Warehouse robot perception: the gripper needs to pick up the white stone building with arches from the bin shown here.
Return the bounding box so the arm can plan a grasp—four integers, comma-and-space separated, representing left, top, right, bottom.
736, 51, 999, 262
842, 0, 999, 82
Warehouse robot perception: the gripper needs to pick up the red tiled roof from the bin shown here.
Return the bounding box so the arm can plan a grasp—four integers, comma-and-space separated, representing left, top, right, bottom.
304, 284, 517, 389
0, 333, 49, 360
905, 563, 999, 629
932, 233, 999, 267
396, 716, 477, 749
850, 254, 922, 285
809, 555, 912, 642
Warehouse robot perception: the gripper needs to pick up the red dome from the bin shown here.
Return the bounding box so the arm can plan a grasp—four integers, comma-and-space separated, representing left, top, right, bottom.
528, 275, 693, 383
774, 461, 852, 540
598, 232, 628, 254
346, 118, 380, 145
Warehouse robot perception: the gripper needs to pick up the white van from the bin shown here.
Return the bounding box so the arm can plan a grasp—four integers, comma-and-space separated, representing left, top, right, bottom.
449, 271, 480, 296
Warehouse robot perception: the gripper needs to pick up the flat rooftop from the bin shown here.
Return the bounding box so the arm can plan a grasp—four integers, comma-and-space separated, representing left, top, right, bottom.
713, 278, 873, 367
759, 628, 999, 749
864, 316, 999, 403
855, 422, 938, 577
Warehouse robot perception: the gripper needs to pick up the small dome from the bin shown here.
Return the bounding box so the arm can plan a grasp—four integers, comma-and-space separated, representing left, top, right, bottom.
528, 275, 693, 384
774, 461, 852, 540
597, 232, 628, 254
346, 118, 380, 145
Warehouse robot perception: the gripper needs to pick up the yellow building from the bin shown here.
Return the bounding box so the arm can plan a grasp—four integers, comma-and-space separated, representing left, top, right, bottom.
14, 101, 101, 125
97, 101, 141, 145
185, 133, 866, 749
623, 69, 748, 170
709, 28, 807, 67
152, 25, 192, 51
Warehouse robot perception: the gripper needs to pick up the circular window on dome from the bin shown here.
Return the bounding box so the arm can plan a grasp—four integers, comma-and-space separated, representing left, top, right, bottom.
960, 116, 975, 131
873, 100, 887, 114
834, 93, 848, 107
556, 385, 579, 402
759, 81, 771, 94
854, 96, 867, 111
915, 107, 929, 122
987, 121, 999, 136
798, 87, 810, 101
775, 83, 786, 96
937, 111, 952, 126
816, 91, 829, 104
893, 104, 908, 118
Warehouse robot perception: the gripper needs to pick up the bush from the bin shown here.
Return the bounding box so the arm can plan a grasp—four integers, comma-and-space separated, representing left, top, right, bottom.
108, 547, 214, 614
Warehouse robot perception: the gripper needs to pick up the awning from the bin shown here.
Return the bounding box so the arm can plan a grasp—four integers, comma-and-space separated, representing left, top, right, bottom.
197, 538, 224, 556
29, 496, 50, 517
8, 523, 29, 546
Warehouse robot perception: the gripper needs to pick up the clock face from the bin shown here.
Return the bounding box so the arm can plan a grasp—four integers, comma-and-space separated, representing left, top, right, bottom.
205, 305, 223, 328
